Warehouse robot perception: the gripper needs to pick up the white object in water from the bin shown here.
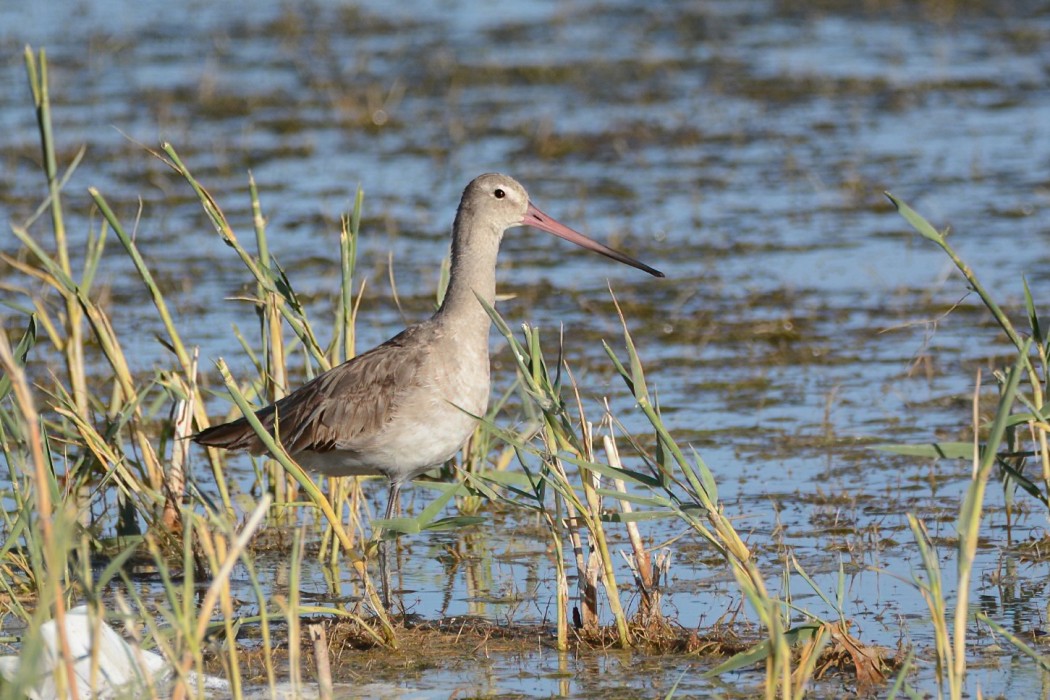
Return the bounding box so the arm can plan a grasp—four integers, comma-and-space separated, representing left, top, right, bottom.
0, 605, 228, 699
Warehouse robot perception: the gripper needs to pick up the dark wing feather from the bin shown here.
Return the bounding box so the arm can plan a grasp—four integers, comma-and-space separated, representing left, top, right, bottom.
193, 323, 432, 455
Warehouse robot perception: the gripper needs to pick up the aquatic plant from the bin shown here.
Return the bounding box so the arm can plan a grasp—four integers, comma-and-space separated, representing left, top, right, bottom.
878, 195, 1050, 698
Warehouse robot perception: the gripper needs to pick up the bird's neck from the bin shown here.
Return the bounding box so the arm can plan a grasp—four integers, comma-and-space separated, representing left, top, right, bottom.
433, 217, 501, 335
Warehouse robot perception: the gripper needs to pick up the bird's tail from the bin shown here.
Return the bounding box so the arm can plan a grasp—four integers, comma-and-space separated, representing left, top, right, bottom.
192, 417, 260, 452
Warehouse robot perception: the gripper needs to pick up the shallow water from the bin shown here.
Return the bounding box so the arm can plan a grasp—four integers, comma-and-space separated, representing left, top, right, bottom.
3, 0, 1050, 696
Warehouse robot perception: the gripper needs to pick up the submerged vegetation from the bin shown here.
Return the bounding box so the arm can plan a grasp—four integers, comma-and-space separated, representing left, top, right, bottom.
1, 46, 1049, 699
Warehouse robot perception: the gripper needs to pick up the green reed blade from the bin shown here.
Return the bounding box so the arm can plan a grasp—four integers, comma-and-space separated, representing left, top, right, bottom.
420, 515, 487, 531
888, 192, 1026, 357
17, 144, 85, 234
1002, 404, 1050, 426
0, 316, 37, 402
688, 446, 719, 504
884, 192, 944, 244
701, 622, 823, 678
601, 339, 636, 396
340, 186, 364, 363
976, 612, 1050, 671
790, 555, 840, 618
885, 648, 917, 700
9, 225, 78, 293
1022, 277, 1044, 351
569, 455, 661, 487
997, 459, 1050, 508
162, 143, 329, 369
874, 442, 972, 459
599, 510, 678, 523
81, 215, 107, 296
951, 342, 1029, 690
90, 187, 192, 373
592, 489, 671, 508
373, 481, 469, 536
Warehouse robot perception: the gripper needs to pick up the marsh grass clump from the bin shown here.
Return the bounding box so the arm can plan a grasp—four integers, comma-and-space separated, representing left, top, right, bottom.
466, 296, 896, 691
876, 194, 1050, 698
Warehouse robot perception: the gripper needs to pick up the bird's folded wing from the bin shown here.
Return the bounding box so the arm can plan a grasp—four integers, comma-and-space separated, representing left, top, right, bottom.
194, 324, 432, 455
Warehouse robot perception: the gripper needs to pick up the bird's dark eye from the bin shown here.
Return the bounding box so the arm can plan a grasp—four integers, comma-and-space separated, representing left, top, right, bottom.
493, 188, 505, 199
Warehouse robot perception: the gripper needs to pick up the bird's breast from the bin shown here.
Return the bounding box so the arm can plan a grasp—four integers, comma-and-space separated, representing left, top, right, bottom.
345, 329, 491, 477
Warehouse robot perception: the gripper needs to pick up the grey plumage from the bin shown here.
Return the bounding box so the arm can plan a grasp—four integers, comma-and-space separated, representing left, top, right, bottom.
194, 172, 662, 493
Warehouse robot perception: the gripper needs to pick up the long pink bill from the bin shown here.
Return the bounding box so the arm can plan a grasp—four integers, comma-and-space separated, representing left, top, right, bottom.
521, 203, 665, 278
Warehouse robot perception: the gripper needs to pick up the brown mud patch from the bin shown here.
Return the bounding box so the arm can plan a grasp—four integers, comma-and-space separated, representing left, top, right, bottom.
207, 614, 899, 690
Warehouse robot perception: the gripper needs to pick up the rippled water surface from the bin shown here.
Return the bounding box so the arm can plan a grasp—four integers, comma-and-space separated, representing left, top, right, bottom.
3, 0, 1050, 697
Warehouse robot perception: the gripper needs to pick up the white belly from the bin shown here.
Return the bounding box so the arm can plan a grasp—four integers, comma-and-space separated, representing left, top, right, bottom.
295, 344, 490, 482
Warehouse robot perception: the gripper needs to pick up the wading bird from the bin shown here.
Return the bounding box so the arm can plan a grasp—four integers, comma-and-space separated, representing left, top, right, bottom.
194, 173, 663, 603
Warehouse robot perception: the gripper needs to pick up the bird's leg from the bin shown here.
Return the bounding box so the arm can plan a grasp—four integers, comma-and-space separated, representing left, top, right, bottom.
378, 480, 401, 612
